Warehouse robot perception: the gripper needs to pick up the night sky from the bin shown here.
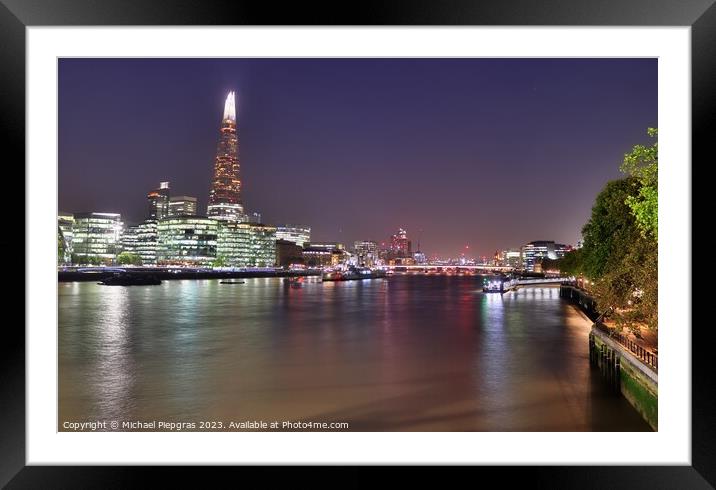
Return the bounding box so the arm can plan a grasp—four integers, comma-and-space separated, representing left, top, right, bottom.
58, 58, 657, 257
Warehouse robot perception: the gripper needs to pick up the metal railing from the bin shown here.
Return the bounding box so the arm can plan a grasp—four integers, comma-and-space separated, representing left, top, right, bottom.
594, 322, 658, 372
515, 278, 564, 285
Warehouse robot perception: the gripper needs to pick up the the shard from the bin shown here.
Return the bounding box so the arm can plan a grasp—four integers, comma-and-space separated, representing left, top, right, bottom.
207, 91, 244, 221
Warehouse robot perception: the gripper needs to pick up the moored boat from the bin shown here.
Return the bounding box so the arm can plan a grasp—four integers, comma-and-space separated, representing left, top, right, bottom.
99, 272, 162, 286
322, 267, 386, 282
482, 275, 516, 293
284, 276, 304, 288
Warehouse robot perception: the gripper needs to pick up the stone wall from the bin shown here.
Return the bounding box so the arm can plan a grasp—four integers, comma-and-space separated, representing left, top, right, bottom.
590, 328, 658, 430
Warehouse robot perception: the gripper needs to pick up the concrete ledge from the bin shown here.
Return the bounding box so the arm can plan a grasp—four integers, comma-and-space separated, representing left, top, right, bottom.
592, 327, 658, 384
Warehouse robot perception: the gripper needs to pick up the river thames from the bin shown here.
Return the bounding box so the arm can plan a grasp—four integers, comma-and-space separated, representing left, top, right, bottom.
58, 276, 651, 431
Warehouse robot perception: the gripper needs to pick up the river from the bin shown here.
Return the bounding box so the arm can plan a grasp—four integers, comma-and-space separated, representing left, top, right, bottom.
58, 276, 651, 431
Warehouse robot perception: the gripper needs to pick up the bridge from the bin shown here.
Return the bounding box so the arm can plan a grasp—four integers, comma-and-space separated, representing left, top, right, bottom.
378, 264, 515, 273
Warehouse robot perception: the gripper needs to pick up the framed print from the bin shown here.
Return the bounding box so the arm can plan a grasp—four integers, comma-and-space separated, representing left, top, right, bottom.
2, 0, 710, 485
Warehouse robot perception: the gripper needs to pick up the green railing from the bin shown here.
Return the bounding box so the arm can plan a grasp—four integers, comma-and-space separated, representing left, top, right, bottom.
593, 321, 658, 372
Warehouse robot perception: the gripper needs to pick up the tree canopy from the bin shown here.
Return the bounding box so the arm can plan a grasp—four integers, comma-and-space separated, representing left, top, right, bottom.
555, 128, 658, 330
620, 127, 658, 240
117, 252, 143, 265
580, 178, 641, 280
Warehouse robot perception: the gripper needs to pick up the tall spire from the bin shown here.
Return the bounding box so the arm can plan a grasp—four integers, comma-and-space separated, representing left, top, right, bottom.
223, 91, 236, 122
208, 90, 244, 221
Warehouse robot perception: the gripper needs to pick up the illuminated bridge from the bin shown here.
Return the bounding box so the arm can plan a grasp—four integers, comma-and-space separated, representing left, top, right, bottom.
377, 265, 565, 283
378, 264, 514, 273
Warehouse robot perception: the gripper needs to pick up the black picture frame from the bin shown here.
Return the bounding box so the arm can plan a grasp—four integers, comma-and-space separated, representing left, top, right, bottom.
1, 0, 708, 486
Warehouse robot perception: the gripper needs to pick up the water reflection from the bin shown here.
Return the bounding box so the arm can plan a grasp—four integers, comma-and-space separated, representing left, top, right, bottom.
59, 277, 651, 431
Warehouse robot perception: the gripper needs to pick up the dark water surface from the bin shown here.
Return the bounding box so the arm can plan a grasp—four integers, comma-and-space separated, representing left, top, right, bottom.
58, 276, 651, 431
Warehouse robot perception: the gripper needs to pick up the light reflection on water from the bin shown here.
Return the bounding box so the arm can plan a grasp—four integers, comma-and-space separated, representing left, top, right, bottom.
58, 276, 651, 431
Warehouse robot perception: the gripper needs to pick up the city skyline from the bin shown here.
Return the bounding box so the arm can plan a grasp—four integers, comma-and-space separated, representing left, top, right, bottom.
58, 58, 657, 256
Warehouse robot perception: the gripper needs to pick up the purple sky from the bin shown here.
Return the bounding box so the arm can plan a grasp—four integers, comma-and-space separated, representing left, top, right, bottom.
58, 58, 657, 257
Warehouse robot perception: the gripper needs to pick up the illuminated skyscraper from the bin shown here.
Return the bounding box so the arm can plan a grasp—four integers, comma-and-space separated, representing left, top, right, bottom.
207, 91, 245, 221
390, 228, 411, 257
147, 181, 170, 220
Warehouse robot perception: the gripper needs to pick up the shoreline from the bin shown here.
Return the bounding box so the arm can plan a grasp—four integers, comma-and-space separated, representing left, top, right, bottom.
58, 269, 321, 282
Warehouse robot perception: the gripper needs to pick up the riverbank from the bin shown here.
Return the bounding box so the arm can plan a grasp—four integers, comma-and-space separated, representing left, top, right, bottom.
58, 268, 321, 282
590, 327, 658, 430
560, 284, 658, 430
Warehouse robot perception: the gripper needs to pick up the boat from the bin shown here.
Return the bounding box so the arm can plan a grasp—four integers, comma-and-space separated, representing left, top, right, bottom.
482, 275, 516, 293
99, 272, 162, 286
283, 276, 304, 288
322, 267, 387, 282
220, 280, 245, 284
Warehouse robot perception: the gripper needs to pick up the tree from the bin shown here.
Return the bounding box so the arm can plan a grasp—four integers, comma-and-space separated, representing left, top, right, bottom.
71, 254, 103, 266
117, 252, 143, 265
58, 228, 66, 264
558, 249, 584, 276
212, 255, 227, 268
539, 257, 563, 273
620, 128, 658, 240
579, 177, 658, 331
580, 178, 641, 280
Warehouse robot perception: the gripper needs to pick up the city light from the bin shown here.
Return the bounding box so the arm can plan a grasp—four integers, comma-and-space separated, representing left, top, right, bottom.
223, 90, 236, 122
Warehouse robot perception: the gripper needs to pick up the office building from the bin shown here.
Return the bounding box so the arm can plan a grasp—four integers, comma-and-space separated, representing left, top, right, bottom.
555, 243, 572, 258
156, 216, 218, 266
168, 196, 198, 217
217, 221, 277, 267
353, 240, 378, 267
121, 224, 139, 252
521, 241, 559, 271
306, 242, 345, 251
276, 239, 304, 267
503, 249, 522, 269
71, 212, 123, 264
390, 228, 411, 257
276, 225, 311, 247
249, 212, 262, 224
247, 224, 277, 267
302, 248, 332, 267
58, 212, 74, 264
147, 181, 170, 220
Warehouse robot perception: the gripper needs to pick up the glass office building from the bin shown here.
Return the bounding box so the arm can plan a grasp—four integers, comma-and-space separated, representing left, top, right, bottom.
71, 212, 123, 264
147, 181, 170, 220
503, 248, 522, 269
58, 212, 75, 264
276, 225, 311, 247
521, 241, 571, 271
218, 222, 277, 267
156, 216, 218, 266
121, 225, 139, 252
247, 223, 277, 267
122, 220, 158, 265
353, 240, 378, 267
135, 220, 158, 265
168, 196, 198, 217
